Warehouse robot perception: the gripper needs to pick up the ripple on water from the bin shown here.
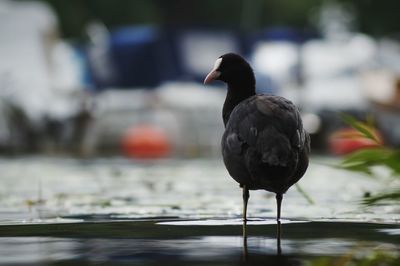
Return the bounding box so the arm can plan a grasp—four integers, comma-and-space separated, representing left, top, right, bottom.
157, 218, 308, 226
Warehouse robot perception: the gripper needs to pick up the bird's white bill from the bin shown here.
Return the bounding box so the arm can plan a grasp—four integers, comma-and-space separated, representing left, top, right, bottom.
204, 70, 221, 84
203, 57, 222, 84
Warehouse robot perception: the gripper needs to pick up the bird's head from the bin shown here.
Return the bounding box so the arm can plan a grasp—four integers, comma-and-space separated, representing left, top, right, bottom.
203, 53, 255, 88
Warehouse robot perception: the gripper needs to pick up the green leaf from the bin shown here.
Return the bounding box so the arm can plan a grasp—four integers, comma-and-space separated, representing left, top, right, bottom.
295, 183, 314, 204
342, 148, 390, 162
384, 151, 400, 176
339, 147, 400, 177
341, 163, 373, 175
337, 114, 400, 206
340, 114, 381, 143
341, 148, 391, 169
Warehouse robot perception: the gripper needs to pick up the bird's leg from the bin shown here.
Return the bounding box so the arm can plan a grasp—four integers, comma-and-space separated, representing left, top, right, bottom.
242, 185, 249, 259
276, 193, 283, 255
242, 185, 250, 222
242, 185, 250, 237
276, 193, 283, 221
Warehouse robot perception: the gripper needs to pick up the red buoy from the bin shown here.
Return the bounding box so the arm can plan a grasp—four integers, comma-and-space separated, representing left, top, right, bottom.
121, 124, 171, 159
329, 127, 383, 155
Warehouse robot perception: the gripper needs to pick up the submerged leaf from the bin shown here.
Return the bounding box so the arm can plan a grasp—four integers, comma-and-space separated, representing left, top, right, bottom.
362, 191, 400, 205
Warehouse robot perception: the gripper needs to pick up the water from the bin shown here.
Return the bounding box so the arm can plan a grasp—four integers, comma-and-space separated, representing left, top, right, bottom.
0, 157, 399, 265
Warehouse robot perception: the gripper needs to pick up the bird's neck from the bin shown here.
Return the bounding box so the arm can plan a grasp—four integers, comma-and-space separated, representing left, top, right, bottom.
222, 83, 255, 126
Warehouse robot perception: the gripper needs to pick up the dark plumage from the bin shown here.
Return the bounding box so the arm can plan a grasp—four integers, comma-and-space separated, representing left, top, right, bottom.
204, 53, 310, 224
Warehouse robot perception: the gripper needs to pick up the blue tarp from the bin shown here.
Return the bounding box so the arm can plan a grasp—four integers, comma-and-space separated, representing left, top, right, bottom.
86, 26, 316, 90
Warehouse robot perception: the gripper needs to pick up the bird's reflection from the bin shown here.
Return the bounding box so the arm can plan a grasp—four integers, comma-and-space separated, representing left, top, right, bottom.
242, 219, 248, 261
277, 220, 282, 255
241, 219, 282, 263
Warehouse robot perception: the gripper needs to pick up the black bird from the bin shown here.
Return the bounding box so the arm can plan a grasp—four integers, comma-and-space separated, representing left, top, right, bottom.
204, 53, 310, 227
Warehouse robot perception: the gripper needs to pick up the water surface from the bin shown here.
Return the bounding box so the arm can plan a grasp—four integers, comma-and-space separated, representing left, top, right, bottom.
0, 157, 398, 265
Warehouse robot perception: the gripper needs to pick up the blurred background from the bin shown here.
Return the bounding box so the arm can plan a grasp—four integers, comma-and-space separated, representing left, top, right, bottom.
1, 0, 400, 158
1, 3, 400, 264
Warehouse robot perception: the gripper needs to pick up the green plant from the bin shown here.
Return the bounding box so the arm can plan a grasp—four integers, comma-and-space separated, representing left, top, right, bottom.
309, 248, 400, 266
339, 114, 400, 205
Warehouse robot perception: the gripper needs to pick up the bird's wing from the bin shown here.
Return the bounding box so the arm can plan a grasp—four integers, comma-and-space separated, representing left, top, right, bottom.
225, 95, 304, 167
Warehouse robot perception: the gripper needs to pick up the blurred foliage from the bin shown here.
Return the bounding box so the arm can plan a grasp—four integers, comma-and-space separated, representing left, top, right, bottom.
337, 0, 400, 37
339, 114, 400, 205
309, 248, 400, 266
13, 0, 400, 39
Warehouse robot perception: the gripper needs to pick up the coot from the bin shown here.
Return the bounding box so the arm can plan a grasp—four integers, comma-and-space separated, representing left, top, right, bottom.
204, 53, 310, 224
